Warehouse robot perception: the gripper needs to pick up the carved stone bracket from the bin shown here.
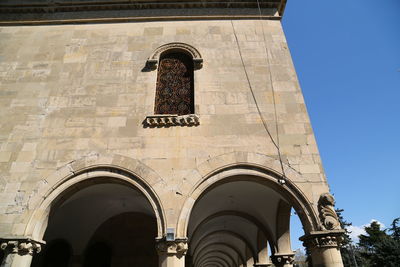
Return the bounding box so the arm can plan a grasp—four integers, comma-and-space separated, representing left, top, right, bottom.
270, 253, 295, 267
0, 237, 44, 256
318, 192, 341, 230
300, 230, 345, 250
156, 238, 188, 257
144, 114, 200, 127
146, 42, 203, 70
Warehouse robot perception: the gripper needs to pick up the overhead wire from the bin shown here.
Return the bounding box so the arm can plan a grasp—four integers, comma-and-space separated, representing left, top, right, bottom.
230, 1, 287, 183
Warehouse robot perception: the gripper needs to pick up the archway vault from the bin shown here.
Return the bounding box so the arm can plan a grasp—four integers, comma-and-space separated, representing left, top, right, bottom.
24, 153, 167, 241
177, 152, 322, 238
177, 152, 326, 267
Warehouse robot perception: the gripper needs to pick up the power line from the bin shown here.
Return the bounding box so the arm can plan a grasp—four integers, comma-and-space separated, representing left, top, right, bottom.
230, 18, 287, 183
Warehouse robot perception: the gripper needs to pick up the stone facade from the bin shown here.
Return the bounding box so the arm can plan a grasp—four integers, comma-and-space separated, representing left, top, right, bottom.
0, 1, 344, 266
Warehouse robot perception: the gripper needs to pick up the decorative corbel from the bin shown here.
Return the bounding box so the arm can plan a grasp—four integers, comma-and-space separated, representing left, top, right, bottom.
0, 237, 44, 256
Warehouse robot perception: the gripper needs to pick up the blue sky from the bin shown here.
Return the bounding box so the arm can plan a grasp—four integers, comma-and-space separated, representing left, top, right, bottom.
282, 0, 400, 248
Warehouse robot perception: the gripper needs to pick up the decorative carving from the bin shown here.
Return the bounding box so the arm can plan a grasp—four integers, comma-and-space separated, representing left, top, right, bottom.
155, 53, 194, 115
147, 43, 203, 70
300, 231, 344, 249
318, 192, 340, 230
0, 1, 281, 16
0, 238, 43, 256
156, 238, 188, 257
144, 114, 199, 127
271, 253, 295, 266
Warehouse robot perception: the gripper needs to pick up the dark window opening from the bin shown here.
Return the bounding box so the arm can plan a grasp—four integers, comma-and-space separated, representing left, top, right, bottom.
154, 52, 194, 115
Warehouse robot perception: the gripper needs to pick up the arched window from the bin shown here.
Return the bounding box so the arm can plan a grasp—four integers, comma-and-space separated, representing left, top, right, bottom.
154, 52, 194, 115
144, 43, 202, 127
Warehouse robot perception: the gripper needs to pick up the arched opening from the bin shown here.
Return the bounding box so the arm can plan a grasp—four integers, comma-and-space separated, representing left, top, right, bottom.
83, 241, 112, 267
31, 181, 159, 267
32, 239, 72, 267
0, 249, 5, 266
185, 173, 313, 267
155, 51, 194, 115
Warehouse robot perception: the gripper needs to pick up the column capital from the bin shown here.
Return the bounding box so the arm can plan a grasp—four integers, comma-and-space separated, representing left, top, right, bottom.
270, 252, 295, 266
0, 237, 44, 256
156, 238, 188, 257
300, 230, 345, 249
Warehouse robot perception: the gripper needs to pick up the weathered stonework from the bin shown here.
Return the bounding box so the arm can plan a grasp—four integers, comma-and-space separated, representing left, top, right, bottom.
271, 253, 295, 267
0, 238, 43, 256
144, 115, 200, 128
318, 193, 341, 230
156, 238, 188, 257
0, 1, 343, 266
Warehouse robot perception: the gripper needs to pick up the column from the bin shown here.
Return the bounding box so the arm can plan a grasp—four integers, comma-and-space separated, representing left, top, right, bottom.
270, 252, 295, 267
156, 238, 188, 267
254, 231, 272, 266
300, 230, 344, 267
0, 238, 43, 267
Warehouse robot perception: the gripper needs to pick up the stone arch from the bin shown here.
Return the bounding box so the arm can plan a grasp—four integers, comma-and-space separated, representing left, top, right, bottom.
200, 258, 227, 267
194, 242, 245, 266
24, 153, 166, 241
146, 42, 203, 70
190, 210, 276, 253
195, 250, 236, 267
193, 230, 257, 261
177, 152, 320, 238
197, 254, 231, 267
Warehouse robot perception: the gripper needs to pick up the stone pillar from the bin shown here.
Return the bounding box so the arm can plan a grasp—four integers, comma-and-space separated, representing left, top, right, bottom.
156, 238, 188, 267
255, 231, 272, 266
270, 253, 295, 267
300, 231, 344, 267
0, 238, 43, 267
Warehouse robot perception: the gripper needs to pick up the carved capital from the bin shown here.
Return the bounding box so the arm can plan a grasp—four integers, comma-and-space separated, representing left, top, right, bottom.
270, 253, 295, 266
300, 230, 345, 250
156, 238, 188, 257
0, 238, 44, 256
318, 193, 341, 230
144, 114, 200, 127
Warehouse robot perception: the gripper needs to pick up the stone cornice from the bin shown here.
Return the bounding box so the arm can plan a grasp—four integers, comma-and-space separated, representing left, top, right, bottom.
0, 1, 281, 13
0, 0, 286, 25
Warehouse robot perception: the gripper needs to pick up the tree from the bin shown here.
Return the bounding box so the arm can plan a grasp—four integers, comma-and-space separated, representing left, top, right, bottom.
389, 217, 400, 240
357, 219, 400, 267
336, 209, 359, 267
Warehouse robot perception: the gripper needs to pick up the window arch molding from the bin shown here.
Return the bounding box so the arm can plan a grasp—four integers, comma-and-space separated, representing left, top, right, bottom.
144, 42, 202, 127
146, 42, 203, 70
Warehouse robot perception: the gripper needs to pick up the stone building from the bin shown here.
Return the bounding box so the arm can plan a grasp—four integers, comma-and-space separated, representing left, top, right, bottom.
0, 1, 344, 266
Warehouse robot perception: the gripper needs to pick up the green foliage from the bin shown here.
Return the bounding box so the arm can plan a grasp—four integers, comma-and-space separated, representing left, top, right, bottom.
335, 209, 359, 267
357, 218, 400, 267
389, 217, 400, 240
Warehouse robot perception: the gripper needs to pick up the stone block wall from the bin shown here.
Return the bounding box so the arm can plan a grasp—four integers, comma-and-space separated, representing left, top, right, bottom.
0, 19, 329, 236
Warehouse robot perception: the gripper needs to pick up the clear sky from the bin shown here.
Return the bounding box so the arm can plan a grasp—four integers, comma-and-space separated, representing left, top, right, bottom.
282, 0, 400, 249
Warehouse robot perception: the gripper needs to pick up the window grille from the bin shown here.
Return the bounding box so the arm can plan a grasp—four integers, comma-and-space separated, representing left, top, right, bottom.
154, 53, 194, 115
